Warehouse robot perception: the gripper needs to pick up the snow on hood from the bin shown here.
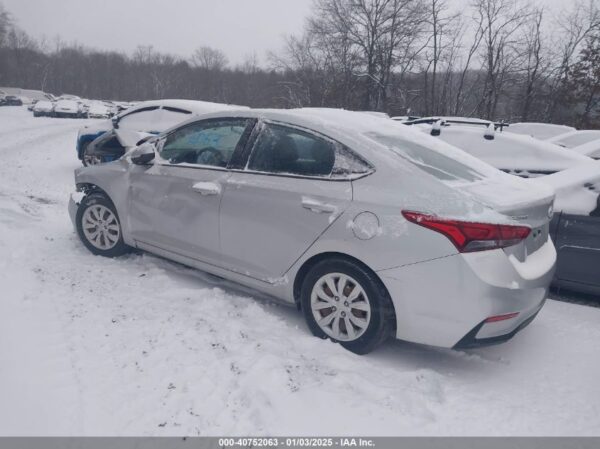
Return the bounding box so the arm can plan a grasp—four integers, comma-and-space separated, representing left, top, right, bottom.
532, 160, 600, 215
55, 99, 79, 111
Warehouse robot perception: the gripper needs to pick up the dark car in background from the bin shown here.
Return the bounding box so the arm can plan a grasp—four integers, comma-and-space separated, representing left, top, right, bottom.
538, 164, 600, 296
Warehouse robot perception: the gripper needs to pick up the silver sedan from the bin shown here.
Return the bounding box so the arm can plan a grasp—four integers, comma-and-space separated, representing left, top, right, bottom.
69, 108, 557, 354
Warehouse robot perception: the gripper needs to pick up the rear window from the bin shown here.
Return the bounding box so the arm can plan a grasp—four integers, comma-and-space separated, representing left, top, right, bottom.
366, 133, 487, 182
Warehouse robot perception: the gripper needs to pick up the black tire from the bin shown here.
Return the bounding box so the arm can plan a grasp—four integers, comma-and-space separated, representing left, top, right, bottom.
76, 193, 130, 257
300, 257, 395, 355
80, 142, 91, 166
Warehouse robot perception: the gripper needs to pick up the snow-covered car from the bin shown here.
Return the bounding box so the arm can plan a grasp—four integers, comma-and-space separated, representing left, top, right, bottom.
546, 129, 600, 149
413, 121, 590, 177
86, 102, 111, 119
1, 95, 23, 106
77, 99, 248, 166
69, 108, 556, 353
534, 162, 600, 295
54, 99, 85, 118
505, 122, 576, 140
568, 139, 600, 159
32, 100, 55, 117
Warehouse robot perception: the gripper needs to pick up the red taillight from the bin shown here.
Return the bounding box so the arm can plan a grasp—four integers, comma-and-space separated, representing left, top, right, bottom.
485, 312, 519, 323
402, 211, 531, 253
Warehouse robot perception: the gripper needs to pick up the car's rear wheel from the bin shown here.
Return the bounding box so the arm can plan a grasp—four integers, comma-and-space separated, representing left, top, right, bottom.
76, 193, 130, 257
300, 258, 395, 355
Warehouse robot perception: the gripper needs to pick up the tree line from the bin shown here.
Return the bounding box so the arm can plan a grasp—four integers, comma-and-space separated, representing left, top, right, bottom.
1, 0, 600, 127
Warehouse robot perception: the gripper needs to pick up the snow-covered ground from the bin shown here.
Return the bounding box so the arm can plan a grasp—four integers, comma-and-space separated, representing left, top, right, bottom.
0, 106, 599, 436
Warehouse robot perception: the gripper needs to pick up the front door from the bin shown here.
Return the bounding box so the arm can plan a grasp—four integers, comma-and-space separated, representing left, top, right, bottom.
127, 118, 254, 266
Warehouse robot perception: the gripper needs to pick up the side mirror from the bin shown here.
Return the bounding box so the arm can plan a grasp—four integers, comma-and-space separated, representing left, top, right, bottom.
130, 143, 156, 165
111, 116, 119, 129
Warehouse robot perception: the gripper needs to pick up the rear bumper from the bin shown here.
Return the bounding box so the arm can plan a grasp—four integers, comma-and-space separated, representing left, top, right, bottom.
377, 239, 556, 348
453, 299, 545, 349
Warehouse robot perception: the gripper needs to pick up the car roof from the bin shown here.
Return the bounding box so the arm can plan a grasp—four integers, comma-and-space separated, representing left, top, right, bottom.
422, 124, 590, 171
119, 99, 248, 118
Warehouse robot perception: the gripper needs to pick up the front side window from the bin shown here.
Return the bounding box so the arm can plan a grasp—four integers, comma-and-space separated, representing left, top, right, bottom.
160, 119, 249, 167
247, 123, 370, 178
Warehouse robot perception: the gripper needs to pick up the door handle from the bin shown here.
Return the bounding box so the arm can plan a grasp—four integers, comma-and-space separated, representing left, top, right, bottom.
192, 181, 221, 196
302, 197, 337, 214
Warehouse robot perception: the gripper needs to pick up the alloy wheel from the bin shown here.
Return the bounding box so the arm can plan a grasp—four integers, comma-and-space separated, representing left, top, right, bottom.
81, 204, 121, 250
310, 272, 372, 342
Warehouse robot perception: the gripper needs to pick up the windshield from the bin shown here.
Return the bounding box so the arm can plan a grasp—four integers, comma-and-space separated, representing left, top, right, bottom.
365, 132, 487, 182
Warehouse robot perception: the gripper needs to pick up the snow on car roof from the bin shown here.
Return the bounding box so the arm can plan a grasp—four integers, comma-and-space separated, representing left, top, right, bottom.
505, 122, 576, 140
533, 160, 600, 215
570, 139, 600, 158
119, 99, 248, 118
547, 129, 600, 148
422, 124, 591, 172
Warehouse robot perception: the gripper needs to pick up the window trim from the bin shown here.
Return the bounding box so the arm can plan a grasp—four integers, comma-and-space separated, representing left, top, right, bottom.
154, 117, 257, 170
117, 106, 160, 122
161, 106, 193, 115
238, 119, 375, 181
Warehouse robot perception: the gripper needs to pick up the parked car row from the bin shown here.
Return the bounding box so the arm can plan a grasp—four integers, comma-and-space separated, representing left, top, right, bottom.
23, 93, 135, 119
70, 105, 573, 355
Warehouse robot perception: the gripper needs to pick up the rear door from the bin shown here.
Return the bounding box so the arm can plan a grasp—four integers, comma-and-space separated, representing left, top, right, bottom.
219, 121, 368, 282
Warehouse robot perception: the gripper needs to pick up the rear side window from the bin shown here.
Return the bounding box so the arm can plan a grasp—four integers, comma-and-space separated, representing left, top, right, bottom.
367, 133, 486, 182
247, 124, 370, 178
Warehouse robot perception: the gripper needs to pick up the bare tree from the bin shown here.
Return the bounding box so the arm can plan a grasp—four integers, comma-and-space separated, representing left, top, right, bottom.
545, 0, 600, 121
472, 0, 532, 120
308, 0, 427, 110
190, 46, 229, 71
519, 8, 548, 121
419, 0, 461, 115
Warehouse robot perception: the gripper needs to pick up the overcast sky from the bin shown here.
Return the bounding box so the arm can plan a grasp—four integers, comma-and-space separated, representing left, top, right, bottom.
4, 0, 568, 65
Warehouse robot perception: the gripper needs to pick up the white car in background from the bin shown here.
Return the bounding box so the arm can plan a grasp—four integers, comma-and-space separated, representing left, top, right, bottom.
87, 102, 112, 119
54, 99, 86, 118
506, 122, 576, 140
568, 140, 600, 159
409, 121, 590, 177
32, 100, 55, 117
76, 99, 248, 165
546, 129, 600, 149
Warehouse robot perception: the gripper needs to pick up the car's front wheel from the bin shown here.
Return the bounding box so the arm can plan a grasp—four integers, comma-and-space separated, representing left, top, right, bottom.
300, 258, 395, 355
76, 193, 130, 257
